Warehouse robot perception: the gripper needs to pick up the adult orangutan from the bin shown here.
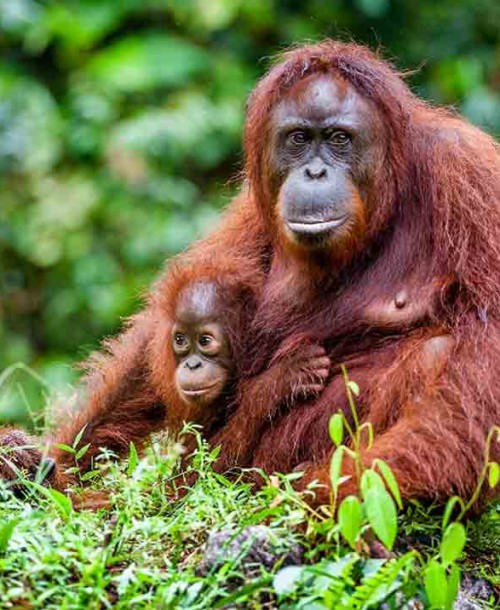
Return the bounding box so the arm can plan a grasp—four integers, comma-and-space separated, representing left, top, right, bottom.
1, 41, 499, 509
235, 42, 500, 506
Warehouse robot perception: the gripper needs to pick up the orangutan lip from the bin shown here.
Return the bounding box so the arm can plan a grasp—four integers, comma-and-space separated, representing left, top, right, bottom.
181, 383, 218, 397
287, 216, 347, 234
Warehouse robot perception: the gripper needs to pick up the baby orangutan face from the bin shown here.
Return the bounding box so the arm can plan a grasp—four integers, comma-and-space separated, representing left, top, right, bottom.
172, 282, 232, 408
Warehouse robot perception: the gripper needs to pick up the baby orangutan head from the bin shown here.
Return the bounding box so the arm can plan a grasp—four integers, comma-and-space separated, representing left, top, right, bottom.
171, 281, 232, 408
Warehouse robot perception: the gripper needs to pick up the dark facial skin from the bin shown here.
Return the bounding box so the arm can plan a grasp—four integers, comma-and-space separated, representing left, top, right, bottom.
172, 282, 232, 407
270, 74, 384, 250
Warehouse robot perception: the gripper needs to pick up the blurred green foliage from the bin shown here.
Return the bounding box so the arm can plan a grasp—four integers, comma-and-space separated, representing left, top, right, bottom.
1, 0, 499, 422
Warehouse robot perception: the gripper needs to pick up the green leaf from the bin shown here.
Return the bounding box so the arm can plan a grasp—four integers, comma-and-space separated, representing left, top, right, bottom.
360, 469, 386, 497
80, 470, 99, 482
442, 496, 465, 530
440, 523, 466, 566
363, 487, 398, 550
425, 560, 448, 609
347, 380, 360, 396
308, 555, 359, 595
72, 424, 88, 450
47, 489, 74, 518
445, 564, 461, 610
338, 495, 363, 548
127, 441, 139, 476
488, 462, 500, 488
273, 565, 304, 596
358, 422, 374, 449
75, 443, 91, 460
55, 443, 75, 454
328, 413, 344, 446
330, 446, 345, 494
29, 483, 74, 519
373, 459, 403, 509
0, 518, 19, 555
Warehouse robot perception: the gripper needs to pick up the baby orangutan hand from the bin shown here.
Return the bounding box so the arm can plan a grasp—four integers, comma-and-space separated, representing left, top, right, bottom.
208, 337, 330, 474
271, 337, 331, 403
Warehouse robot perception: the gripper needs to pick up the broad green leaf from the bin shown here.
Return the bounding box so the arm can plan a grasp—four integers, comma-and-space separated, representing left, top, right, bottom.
488, 462, 500, 488
361, 558, 386, 578
440, 522, 466, 566
273, 565, 304, 596
328, 413, 344, 446
425, 560, 448, 609
308, 555, 359, 595
445, 564, 461, 610
360, 469, 386, 497
311, 554, 359, 579
338, 495, 363, 547
363, 487, 398, 550
0, 519, 19, 554
373, 459, 403, 509
347, 380, 360, 396
330, 446, 345, 493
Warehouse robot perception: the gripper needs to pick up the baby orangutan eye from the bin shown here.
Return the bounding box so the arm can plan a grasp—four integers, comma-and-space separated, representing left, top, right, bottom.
198, 335, 213, 347
174, 333, 187, 347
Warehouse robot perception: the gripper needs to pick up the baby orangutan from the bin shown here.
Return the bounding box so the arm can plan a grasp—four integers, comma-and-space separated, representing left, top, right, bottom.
170, 280, 235, 434
169, 279, 331, 474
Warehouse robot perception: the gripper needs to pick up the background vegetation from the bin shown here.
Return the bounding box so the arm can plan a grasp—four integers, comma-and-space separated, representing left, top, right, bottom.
1, 0, 500, 422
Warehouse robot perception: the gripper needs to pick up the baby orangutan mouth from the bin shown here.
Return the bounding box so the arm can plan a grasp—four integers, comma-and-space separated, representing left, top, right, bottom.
179, 380, 224, 402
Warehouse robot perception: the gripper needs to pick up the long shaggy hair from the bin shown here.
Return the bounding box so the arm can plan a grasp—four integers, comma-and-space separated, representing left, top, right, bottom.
241, 42, 500, 504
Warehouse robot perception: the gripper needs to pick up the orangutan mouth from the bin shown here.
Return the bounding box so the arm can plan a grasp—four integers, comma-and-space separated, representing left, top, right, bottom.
286, 216, 348, 236
181, 382, 220, 398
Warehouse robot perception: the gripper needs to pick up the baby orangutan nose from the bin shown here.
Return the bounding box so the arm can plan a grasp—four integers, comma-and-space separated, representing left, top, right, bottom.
185, 356, 202, 371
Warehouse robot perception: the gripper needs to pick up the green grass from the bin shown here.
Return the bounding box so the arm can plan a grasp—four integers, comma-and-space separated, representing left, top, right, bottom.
0, 431, 498, 610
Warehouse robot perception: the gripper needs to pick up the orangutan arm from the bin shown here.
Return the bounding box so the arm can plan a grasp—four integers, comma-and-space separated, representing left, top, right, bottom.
210, 339, 330, 471
294, 328, 498, 508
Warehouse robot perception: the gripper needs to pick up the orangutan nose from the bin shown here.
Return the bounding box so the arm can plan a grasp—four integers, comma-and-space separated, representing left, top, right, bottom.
305, 158, 327, 180
185, 356, 202, 371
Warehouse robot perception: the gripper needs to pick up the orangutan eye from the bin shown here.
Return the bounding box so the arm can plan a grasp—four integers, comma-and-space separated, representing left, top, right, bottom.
288, 130, 309, 145
198, 335, 213, 347
327, 130, 351, 146
174, 333, 187, 347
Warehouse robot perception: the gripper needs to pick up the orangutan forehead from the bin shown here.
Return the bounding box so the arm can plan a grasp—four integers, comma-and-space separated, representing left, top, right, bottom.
271, 74, 374, 130
175, 281, 222, 324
